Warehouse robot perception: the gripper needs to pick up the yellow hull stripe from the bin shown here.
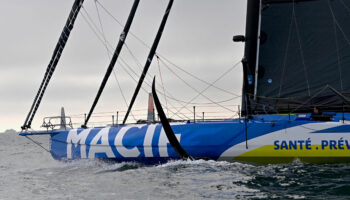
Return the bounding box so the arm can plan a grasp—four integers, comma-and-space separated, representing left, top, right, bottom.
234, 145, 350, 164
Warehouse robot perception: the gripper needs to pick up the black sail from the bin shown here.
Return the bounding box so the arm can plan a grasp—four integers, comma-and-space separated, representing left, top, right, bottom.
243, 0, 350, 114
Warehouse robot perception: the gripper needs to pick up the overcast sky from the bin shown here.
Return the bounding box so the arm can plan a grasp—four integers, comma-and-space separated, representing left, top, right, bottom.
0, 0, 247, 132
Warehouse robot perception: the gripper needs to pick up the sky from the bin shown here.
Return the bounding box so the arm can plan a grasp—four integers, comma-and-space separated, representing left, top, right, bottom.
0, 0, 247, 132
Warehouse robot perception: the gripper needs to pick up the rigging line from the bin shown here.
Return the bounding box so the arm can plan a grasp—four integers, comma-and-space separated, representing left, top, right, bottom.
292, 1, 310, 96
157, 59, 242, 104
81, 9, 145, 97
328, 4, 350, 46
81, 7, 122, 56
340, 0, 350, 13
80, 10, 134, 121
117, 53, 235, 119
82, 6, 122, 64
80, 10, 137, 121
24, 136, 50, 153
118, 51, 162, 93
330, 0, 343, 91
81, 6, 107, 45
114, 44, 165, 97
81, 10, 117, 55
117, 57, 188, 120
156, 56, 169, 115
158, 55, 241, 97
83, 0, 140, 128
82, 7, 152, 122
95, 0, 241, 98
80, 6, 230, 118
157, 59, 239, 117
162, 61, 236, 118
98, 0, 241, 100
95, 0, 150, 49
123, 42, 185, 105
113, 71, 137, 121
80, 11, 111, 52
159, 57, 238, 117
290, 85, 329, 113
124, 42, 171, 96
154, 88, 194, 120
328, 1, 350, 45
94, 2, 137, 122
122, 0, 175, 125
93, 0, 111, 60
278, 5, 294, 97
124, 44, 180, 110
124, 43, 144, 71
117, 55, 190, 120
117, 60, 189, 121
127, 41, 241, 100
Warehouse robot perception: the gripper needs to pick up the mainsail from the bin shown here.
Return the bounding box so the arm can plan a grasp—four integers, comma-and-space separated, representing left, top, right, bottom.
241, 0, 350, 114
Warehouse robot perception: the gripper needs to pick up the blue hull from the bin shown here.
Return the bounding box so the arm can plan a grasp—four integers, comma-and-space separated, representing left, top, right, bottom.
21, 114, 350, 164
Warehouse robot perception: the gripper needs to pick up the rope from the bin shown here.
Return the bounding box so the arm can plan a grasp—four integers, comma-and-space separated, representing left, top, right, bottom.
328, 0, 350, 45
158, 55, 241, 97
114, 71, 137, 121
331, 7, 343, 91
84, 1, 241, 106
278, 4, 294, 97
82, 0, 140, 127
292, 1, 311, 96
340, 0, 350, 13
94, 1, 110, 60
124, 43, 144, 71
328, 0, 349, 92
79, 0, 241, 123
93, 3, 138, 122
81, 9, 137, 121
24, 136, 50, 153
158, 57, 239, 117
95, 0, 150, 49
115, 60, 189, 121
156, 56, 169, 115
95, 0, 242, 98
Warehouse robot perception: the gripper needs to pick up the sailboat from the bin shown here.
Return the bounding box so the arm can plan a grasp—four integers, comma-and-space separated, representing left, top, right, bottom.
20, 0, 350, 164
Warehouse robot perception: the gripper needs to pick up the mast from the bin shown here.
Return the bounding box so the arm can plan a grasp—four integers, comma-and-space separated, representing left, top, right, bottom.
122, 0, 174, 124
253, 0, 262, 100
21, 0, 84, 130
241, 0, 260, 116
82, 0, 140, 128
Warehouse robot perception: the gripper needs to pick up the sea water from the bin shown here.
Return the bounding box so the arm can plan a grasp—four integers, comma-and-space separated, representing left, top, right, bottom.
1, 132, 350, 200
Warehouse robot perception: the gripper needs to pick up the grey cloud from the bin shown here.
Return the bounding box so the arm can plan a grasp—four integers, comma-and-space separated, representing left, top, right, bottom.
0, 0, 246, 132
